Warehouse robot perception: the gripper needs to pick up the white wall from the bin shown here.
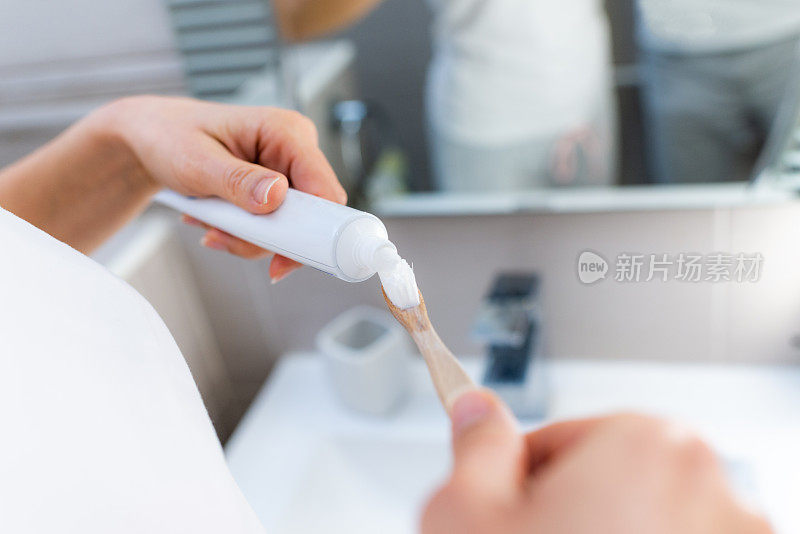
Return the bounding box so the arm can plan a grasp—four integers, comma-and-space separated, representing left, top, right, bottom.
0, 0, 186, 166
0, 0, 175, 67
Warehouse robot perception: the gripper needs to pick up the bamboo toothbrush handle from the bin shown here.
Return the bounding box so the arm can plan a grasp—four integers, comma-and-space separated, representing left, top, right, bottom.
410, 327, 476, 412
383, 288, 477, 413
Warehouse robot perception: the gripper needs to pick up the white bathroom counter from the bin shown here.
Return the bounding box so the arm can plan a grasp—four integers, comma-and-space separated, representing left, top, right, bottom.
225, 354, 800, 534
373, 183, 797, 217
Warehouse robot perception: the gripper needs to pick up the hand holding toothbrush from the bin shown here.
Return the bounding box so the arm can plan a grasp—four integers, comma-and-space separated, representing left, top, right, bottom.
423, 390, 771, 534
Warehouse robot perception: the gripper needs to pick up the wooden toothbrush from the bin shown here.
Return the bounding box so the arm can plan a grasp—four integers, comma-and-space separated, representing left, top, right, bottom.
383, 288, 476, 413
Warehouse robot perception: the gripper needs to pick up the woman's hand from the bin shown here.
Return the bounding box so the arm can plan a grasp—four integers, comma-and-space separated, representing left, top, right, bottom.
0, 95, 345, 281
95, 95, 346, 282
422, 390, 771, 534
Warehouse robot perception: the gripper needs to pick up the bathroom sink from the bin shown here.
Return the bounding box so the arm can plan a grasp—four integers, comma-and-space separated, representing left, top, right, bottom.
267, 435, 447, 533
225, 354, 800, 534
225, 355, 454, 533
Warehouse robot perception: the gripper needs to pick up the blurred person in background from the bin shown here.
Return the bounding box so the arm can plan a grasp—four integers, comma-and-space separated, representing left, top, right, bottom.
273, 0, 617, 192
0, 95, 769, 533
637, 0, 800, 183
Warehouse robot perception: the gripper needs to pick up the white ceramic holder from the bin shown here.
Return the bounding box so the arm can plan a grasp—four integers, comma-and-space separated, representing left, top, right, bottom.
316, 306, 412, 416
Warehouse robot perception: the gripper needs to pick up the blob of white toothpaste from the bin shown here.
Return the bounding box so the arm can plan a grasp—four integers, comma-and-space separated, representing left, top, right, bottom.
373, 247, 420, 309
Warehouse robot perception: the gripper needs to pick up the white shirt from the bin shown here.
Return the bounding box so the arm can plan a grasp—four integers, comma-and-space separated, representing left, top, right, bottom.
638, 0, 800, 53
0, 206, 265, 534
426, 0, 613, 145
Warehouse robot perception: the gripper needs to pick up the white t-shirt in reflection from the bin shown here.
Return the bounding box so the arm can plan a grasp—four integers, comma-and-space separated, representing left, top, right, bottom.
427, 0, 613, 145
0, 206, 265, 534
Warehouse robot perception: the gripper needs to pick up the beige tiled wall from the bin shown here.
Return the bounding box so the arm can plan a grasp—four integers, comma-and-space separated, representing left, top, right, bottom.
175, 201, 800, 399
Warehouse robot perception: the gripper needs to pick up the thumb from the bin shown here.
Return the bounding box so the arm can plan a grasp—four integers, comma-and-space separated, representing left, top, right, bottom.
189, 141, 289, 214
449, 389, 525, 501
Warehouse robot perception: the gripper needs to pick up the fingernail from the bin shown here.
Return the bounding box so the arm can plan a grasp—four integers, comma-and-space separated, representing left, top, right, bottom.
200, 235, 227, 252
270, 266, 297, 285
182, 215, 203, 227
253, 176, 281, 205
451, 390, 493, 435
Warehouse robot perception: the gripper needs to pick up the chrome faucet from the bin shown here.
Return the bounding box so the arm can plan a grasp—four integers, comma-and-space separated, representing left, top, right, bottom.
471, 273, 547, 419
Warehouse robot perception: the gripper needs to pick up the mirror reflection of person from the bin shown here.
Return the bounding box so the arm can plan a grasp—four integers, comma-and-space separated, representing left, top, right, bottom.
637, 0, 800, 183
0, 96, 770, 533
426, 0, 616, 191
273, 0, 617, 192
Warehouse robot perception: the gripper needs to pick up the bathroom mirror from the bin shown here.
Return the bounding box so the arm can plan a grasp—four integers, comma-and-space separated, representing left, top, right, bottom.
3, 0, 800, 215
272, 0, 800, 212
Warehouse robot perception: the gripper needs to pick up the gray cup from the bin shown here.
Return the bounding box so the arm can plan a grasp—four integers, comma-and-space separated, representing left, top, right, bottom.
316, 306, 412, 416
